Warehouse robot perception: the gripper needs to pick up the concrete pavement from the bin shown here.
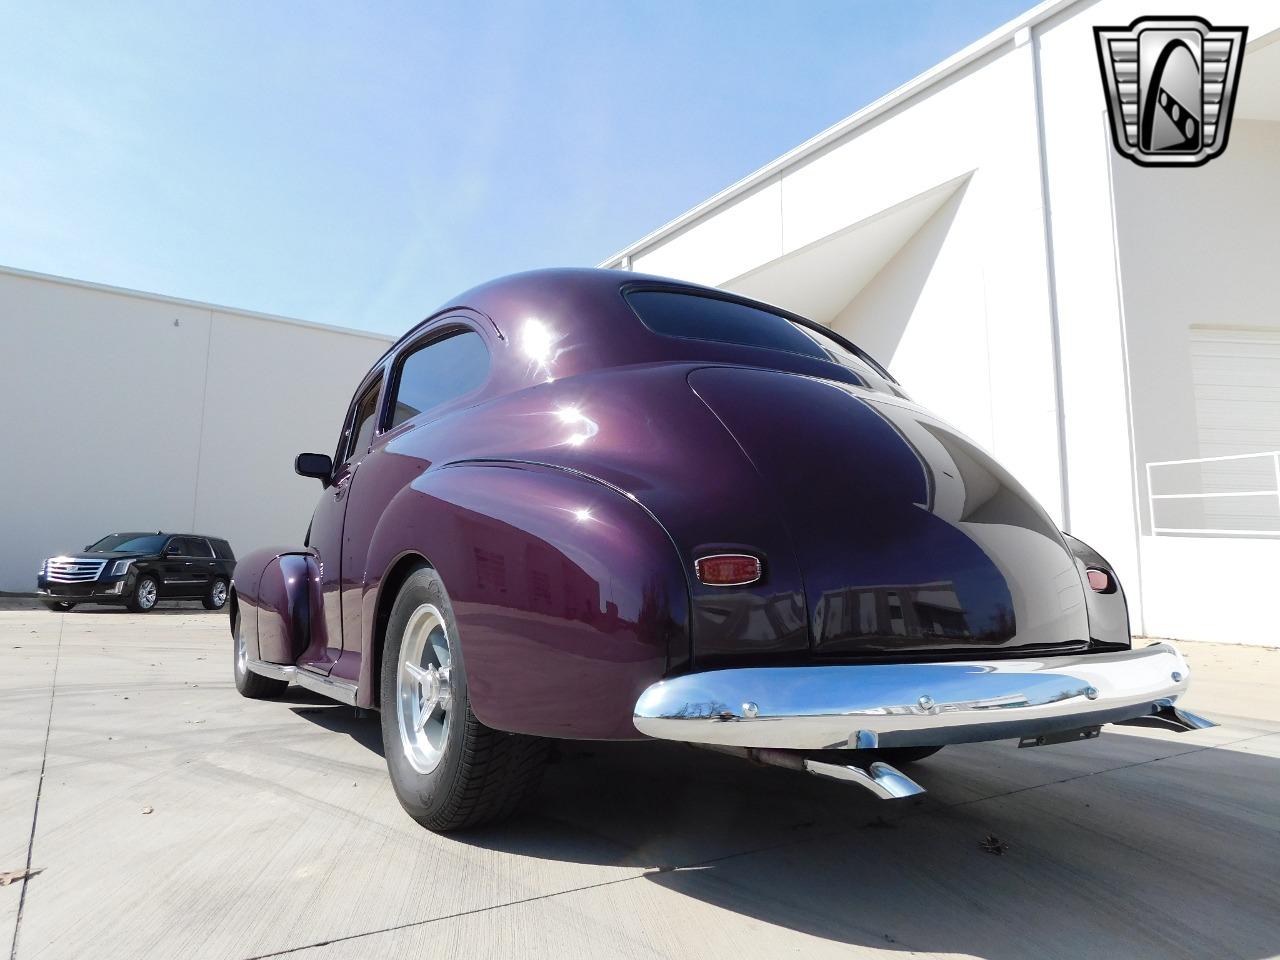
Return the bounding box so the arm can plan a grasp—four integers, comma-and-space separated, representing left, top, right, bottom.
2, 599, 1278, 959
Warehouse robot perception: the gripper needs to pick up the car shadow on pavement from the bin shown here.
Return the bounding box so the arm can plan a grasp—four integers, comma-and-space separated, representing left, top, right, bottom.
451, 736, 1280, 959
285, 704, 1279, 958
288, 699, 385, 754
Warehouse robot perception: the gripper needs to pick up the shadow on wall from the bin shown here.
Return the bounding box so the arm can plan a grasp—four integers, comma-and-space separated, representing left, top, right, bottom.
830, 178, 970, 365
297, 702, 1278, 959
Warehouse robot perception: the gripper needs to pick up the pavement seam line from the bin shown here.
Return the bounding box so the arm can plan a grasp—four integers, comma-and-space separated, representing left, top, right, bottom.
8, 615, 64, 960
242, 729, 1274, 959
239, 872, 648, 959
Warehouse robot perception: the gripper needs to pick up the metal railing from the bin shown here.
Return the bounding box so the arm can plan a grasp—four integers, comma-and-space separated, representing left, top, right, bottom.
1146, 451, 1280, 537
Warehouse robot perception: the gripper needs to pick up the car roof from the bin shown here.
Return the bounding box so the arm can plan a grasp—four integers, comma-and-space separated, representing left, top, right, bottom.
106, 532, 226, 540
372, 267, 892, 386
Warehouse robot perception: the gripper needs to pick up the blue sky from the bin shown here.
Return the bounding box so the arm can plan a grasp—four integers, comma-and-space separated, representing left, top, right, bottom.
1, 1, 1031, 335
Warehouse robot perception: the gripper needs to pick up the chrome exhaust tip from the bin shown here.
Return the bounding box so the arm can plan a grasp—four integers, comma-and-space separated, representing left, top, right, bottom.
1116, 698, 1217, 733
803, 758, 926, 800
694, 744, 927, 800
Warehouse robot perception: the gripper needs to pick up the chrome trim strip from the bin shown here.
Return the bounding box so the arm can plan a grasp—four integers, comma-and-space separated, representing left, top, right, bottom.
633, 642, 1210, 749
246, 659, 294, 682
245, 659, 359, 706
295, 667, 358, 706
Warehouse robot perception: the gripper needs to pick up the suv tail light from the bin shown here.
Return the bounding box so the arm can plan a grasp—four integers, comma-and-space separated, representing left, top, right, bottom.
1086, 568, 1112, 593
695, 554, 762, 587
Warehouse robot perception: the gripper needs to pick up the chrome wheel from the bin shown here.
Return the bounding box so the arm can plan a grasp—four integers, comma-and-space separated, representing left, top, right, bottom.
396, 603, 453, 774
235, 616, 247, 674
211, 580, 228, 607
137, 579, 157, 610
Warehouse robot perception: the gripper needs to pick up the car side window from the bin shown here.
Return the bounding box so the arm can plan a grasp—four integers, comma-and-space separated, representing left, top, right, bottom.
167, 537, 191, 557
188, 538, 214, 558
343, 378, 383, 464
388, 330, 489, 429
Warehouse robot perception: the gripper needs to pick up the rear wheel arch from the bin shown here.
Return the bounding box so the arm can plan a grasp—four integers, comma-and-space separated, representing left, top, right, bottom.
356, 460, 689, 736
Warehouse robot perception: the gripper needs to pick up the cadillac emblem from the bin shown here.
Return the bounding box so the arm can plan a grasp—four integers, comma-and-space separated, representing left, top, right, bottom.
1094, 16, 1247, 167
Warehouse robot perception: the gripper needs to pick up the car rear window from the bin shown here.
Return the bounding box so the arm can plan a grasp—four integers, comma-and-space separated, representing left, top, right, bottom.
626, 290, 828, 360
625, 288, 902, 393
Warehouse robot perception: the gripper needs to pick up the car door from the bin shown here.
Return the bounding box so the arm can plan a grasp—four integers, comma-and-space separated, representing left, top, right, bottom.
331, 325, 492, 683
303, 370, 384, 674
158, 537, 197, 597
187, 537, 218, 593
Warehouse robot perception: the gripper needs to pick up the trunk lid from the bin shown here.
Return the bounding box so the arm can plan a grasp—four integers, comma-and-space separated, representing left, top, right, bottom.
690, 366, 1089, 660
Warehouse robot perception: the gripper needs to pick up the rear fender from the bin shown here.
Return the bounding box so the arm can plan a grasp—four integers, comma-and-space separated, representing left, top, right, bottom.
359, 461, 691, 739
1063, 534, 1131, 647
231, 546, 320, 664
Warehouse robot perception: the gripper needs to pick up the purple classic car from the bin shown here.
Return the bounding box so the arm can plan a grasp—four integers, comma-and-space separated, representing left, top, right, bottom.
230, 268, 1213, 830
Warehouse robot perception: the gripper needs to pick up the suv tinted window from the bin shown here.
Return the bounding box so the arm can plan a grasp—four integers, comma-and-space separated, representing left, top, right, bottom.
389, 330, 489, 429
627, 290, 828, 359
186, 538, 214, 558
89, 533, 167, 554
344, 378, 382, 463
209, 539, 235, 561
166, 537, 193, 556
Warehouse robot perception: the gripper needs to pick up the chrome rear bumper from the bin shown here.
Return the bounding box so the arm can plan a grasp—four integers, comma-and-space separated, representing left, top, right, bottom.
633, 642, 1209, 749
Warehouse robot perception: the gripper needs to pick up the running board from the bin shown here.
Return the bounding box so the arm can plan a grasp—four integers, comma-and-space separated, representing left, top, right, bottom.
246, 659, 359, 706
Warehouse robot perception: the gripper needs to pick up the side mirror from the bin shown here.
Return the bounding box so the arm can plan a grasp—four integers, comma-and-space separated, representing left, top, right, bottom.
295, 452, 333, 485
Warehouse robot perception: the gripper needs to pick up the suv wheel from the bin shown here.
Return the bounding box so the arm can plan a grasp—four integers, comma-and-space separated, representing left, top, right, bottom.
127, 576, 159, 613
204, 578, 229, 611
380, 566, 548, 832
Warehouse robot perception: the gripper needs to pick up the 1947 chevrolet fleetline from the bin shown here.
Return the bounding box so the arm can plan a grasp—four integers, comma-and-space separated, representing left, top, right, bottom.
230, 268, 1213, 831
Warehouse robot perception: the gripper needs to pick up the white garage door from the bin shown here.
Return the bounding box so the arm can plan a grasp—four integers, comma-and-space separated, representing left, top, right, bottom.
1191, 327, 1280, 455
1161, 327, 1280, 535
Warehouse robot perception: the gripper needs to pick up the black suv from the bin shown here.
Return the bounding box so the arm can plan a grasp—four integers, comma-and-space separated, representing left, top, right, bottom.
37, 533, 236, 613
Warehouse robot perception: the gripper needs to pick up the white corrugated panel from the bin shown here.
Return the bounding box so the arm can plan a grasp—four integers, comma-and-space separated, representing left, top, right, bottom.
1181, 327, 1280, 533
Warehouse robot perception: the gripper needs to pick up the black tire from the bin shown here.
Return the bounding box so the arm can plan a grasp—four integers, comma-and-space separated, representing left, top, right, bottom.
380, 565, 548, 832
876, 746, 943, 764
40, 599, 76, 612
126, 575, 160, 613
203, 578, 229, 611
232, 606, 288, 699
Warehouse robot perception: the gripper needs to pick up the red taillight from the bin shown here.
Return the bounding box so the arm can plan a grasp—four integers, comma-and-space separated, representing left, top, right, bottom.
1086, 568, 1111, 592
695, 554, 762, 586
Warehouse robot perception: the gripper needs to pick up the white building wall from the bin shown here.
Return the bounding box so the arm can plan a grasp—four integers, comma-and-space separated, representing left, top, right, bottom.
0, 267, 391, 592
1037, 0, 1280, 643
1113, 119, 1280, 644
